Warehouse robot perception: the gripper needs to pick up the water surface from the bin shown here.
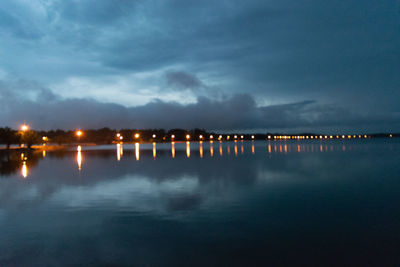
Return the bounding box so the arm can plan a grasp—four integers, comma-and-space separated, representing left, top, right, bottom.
0, 140, 399, 266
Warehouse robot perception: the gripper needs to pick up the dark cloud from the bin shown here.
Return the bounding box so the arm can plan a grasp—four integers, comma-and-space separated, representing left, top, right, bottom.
0, 80, 398, 132
166, 71, 203, 90
0, 0, 399, 131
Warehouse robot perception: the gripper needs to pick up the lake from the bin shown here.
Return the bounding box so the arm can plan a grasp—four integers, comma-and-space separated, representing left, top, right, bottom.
0, 140, 399, 266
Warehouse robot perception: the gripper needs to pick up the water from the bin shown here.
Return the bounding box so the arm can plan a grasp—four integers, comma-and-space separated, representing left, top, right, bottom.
0, 140, 399, 266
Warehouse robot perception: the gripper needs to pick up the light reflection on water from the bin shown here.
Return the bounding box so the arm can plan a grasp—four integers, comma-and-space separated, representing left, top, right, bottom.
0, 140, 400, 266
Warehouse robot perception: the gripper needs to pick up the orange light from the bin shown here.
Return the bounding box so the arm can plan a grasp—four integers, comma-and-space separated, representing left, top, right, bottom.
20, 124, 29, 131
199, 135, 203, 139
77, 145, 82, 171
186, 134, 190, 140
240, 135, 244, 139
135, 142, 140, 161
210, 135, 214, 139
171, 142, 175, 158
251, 135, 255, 139
116, 133, 121, 138
21, 161, 28, 178
76, 130, 83, 137
186, 141, 190, 158
152, 134, 156, 138
135, 133, 140, 139
171, 134, 175, 139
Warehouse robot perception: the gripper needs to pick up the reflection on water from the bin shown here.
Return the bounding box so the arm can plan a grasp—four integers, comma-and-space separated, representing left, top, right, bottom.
234, 142, 238, 156
210, 141, 214, 157
199, 141, 203, 158
117, 143, 123, 161
0, 140, 400, 266
21, 161, 27, 178
135, 142, 140, 161
186, 141, 190, 158
77, 145, 82, 171
171, 142, 175, 158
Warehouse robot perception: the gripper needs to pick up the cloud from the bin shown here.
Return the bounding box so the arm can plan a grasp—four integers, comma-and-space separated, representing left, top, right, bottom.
166, 71, 203, 91
0, 79, 398, 132
0, 0, 399, 130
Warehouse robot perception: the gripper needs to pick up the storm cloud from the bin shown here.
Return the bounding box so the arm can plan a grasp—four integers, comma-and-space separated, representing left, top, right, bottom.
0, 79, 398, 132
0, 0, 399, 131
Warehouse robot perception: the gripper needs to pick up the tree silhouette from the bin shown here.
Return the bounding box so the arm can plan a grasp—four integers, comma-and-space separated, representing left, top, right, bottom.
19, 130, 41, 149
0, 127, 20, 149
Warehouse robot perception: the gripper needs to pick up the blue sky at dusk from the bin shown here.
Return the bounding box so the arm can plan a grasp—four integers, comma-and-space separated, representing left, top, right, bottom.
0, 0, 399, 132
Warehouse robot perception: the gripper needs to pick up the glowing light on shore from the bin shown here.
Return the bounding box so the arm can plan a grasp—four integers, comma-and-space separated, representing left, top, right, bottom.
152, 134, 156, 138
77, 145, 82, 171
240, 135, 244, 139
20, 124, 29, 131
135, 142, 140, 161
390, 134, 393, 138
42, 136, 48, 142
234, 135, 238, 139
171, 134, 175, 140
116, 133, 121, 138
199, 135, 203, 140
21, 161, 28, 178
209, 135, 214, 140
135, 133, 140, 139
186, 134, 190, 140
76, 130, 83, 137
251, 135, 255, 140
218, 135, 223, 141
268, 135, 271, 139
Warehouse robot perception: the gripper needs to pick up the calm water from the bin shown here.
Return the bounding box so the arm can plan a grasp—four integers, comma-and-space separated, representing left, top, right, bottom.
0, 140, 400, 266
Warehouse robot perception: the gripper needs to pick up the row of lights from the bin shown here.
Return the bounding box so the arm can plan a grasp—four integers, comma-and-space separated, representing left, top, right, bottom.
271, 134, 370, 140
19, 125, 395, 142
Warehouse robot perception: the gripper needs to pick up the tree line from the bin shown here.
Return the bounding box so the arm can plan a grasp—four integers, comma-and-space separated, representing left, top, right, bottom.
0, 127, 218, 148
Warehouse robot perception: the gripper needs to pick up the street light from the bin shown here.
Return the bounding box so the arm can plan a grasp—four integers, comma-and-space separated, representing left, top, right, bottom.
20, 124, 29, 131
135, 133, 140, 139
76, 130, 83, 137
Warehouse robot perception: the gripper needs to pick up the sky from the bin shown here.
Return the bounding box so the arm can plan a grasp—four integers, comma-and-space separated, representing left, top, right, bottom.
0, 0, 399, 132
